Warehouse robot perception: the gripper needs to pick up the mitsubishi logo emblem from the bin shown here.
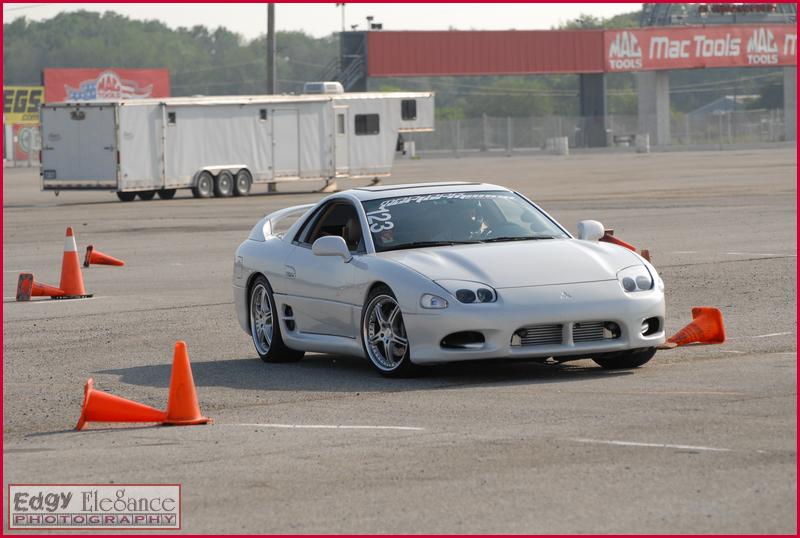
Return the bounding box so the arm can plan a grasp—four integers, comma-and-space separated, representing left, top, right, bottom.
560, 291, 572, 300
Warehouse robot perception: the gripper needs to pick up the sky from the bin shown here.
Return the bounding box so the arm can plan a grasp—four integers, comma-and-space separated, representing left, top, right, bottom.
3, 3, 639, 39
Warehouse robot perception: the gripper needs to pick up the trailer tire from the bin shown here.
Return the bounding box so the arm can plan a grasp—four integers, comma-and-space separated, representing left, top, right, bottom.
234, 169, 252, 196
137, 190, 156, 201
116, 192, 136, 202
213, 171, 234, 197
157, 188, 177, 200
192, 171, 214, 198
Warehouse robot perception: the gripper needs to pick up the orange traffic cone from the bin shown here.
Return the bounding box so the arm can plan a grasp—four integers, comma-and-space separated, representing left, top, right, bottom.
163, 341, 211, 425
84, 245, 125, 267
640, 249, 651, 262
666, 307, 726, 347
601, 229, 637, 252
15, 273, 64, 301
59, 227, 92, 298
76, 379, 167, 431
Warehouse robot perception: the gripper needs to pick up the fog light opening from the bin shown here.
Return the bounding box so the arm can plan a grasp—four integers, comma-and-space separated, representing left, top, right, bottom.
603, 322, 621, 340
441, 331, 485, 349
641, 317, 660, 336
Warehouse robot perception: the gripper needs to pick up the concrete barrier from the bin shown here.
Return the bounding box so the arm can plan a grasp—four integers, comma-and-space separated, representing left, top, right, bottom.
545, 136, 569, 156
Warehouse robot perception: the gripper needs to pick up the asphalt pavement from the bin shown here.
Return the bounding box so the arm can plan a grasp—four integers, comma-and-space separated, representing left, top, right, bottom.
3, 148, 796, 533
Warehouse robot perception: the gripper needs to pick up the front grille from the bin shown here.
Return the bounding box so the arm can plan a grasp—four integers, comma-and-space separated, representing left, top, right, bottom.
514, 324, 563, 346
572, 321, 606, 343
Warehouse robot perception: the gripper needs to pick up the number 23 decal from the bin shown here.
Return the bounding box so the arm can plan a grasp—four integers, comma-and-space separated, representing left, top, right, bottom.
367, 210, 394, 232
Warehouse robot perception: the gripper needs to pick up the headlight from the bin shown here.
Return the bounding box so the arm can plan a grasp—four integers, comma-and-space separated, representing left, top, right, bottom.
617, 265, 653, 292
435, 280, 497, 303
420, 293, 448, 309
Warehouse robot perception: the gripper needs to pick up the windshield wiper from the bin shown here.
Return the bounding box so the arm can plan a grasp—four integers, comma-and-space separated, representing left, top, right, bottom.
480, 236, 556, 243
387, 240, 478, 251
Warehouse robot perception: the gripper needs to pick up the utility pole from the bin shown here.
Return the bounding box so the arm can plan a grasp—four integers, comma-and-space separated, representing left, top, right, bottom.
336, 3, 346, 33
266, 3, 276, 94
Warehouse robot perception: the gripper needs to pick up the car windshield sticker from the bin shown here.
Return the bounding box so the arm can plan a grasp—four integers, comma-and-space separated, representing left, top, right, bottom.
366, 208, 394, 233
367, 192, 517, 236
374, 192, 516, 212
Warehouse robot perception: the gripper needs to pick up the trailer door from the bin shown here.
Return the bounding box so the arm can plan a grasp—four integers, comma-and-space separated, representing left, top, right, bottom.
333, 106, 349, 176
272, 109, 299, 178
41, 105, 117, 190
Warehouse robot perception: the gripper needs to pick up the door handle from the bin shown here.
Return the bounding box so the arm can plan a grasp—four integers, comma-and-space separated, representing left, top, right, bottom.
104, 146, 114, 151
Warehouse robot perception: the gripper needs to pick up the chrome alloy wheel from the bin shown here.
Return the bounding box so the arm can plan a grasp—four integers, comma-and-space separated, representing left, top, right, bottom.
250, 283, 273, 355
363, 295, 409, 371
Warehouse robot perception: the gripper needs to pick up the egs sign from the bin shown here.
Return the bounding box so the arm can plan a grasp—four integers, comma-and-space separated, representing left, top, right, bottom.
3, 86, 44, 124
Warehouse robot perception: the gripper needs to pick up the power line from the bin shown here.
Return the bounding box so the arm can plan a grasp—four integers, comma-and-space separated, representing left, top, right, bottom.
3, 3, 52, 12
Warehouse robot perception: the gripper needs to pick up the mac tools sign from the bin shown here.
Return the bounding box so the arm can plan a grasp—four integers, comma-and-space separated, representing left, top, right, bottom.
43, 68, 170, 102
605, 25, 797, 71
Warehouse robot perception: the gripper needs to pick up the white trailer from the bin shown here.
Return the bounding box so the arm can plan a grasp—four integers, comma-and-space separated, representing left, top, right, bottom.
39, 87, 434, 201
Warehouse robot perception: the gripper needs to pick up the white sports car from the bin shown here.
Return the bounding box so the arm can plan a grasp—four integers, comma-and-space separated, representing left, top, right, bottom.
233, 182, 665, 376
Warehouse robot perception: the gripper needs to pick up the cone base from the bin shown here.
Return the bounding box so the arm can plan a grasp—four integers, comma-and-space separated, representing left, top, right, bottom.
163, 417, 212, 426
52, 294, 94, 301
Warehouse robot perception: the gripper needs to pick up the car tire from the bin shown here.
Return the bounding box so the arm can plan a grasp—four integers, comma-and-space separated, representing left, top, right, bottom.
592, 347, 657, 369
360, 285, 419, 377
191, 171, 214, 198
213, 170, 234, 197
249, 275, 304, 363
137, 190, 156, 201
234, 169, 252, 196
157, 188, 177, 200
116, 191, 136, 202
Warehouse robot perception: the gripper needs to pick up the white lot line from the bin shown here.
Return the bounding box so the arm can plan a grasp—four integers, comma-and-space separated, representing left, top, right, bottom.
566, 438, 733, 453
726, 332, 793, 340
3, 296, 108, 303
670, 251, 796, 257
220, 423, 425, 431
724, 251, 797, 257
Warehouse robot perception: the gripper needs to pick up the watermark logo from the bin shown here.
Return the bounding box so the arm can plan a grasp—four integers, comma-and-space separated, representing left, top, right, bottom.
64, 70, 154, 101
9, 484, 180, 530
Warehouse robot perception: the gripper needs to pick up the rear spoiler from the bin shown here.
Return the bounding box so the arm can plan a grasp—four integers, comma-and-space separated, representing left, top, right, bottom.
247, 203, 315, 242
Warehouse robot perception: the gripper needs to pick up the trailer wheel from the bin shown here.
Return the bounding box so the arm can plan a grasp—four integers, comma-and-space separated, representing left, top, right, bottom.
116, 192, 136, 202
234, 169, 252, 196
213, 170, 234, 197
157, 188, 177, 200
192, 171, 214, 198
137, 190, 156, 201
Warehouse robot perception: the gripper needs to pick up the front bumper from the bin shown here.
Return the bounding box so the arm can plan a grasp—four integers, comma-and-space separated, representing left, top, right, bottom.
404, 280, 665, 364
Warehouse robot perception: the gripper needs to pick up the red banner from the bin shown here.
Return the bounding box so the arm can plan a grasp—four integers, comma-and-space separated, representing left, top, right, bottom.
43, 68, 170, 103
605, 25, 797, 72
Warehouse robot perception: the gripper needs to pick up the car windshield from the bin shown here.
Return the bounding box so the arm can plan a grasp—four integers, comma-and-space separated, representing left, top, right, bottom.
361, 190, 569, 252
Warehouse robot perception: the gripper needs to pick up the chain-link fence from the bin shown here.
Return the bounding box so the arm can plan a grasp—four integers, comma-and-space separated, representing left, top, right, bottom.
404, 109, 788, 155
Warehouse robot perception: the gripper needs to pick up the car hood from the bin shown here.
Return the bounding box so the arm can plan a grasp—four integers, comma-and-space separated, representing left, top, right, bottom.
378, 239, 642, 289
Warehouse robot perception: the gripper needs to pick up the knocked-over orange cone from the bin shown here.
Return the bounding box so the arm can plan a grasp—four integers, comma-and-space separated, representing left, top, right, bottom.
15, 273, 64, 301
666, 307, 726, 347
59, 227, 92, 298
601, 229, 637, 252
84, 245, 125, 267
76, 379, 167, 431
163, 341, 211, 425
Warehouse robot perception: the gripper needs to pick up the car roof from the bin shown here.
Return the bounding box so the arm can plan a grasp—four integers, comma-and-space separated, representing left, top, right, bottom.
347, 181, 510, 201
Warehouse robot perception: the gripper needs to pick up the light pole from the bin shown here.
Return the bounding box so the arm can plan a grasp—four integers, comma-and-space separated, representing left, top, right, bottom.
336, 3, 346, 33
266, 3, 276, 94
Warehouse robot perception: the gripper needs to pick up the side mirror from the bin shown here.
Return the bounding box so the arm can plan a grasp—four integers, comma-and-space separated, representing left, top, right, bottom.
577, 220, 605, 241
311, 236, 352, 262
